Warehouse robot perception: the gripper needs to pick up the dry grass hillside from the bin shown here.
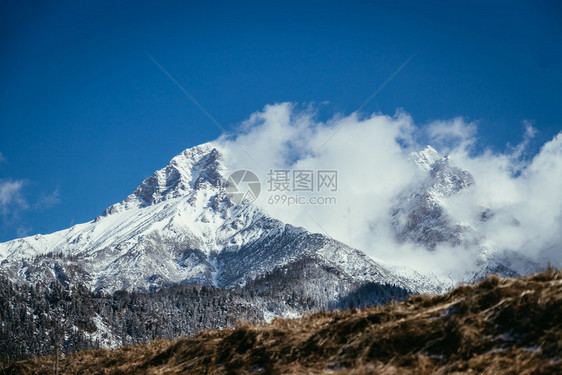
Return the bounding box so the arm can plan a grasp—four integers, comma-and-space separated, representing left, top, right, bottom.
4, 269, 561, 374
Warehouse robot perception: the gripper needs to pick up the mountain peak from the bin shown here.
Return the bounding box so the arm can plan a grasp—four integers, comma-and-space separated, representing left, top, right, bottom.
392, 145, 476, 250
411, 145, 440, 171
101, 143, 226, 216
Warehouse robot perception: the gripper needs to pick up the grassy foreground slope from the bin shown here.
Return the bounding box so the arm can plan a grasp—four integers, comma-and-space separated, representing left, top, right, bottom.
5, 269, 561, 374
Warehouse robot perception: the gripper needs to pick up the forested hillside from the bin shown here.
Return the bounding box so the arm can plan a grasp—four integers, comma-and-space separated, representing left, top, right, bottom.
0, 255, 408, 361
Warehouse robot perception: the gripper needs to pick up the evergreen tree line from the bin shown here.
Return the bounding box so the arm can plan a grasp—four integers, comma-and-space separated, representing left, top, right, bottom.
0, 256, 409, 361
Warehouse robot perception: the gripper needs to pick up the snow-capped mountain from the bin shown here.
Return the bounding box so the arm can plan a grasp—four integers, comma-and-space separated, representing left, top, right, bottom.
391, 146, 475, 250
391, 145, 541, 280
0, 142, 547, 359
0, 143, 437, 297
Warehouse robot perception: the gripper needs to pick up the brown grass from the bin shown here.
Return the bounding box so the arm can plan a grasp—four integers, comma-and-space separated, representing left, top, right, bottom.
4, 268, 561, 374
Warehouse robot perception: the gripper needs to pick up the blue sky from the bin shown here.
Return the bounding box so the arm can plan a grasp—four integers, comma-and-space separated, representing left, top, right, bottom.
0, 0, 561, 242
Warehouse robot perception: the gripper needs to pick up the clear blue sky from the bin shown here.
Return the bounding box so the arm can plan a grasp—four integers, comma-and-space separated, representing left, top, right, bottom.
0, 0, 561, 241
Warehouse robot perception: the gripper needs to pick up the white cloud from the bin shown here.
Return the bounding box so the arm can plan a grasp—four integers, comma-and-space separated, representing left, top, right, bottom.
444, 129, 562, 265
218, 105, 418, 247
0, 178, 61, 238
34, 188, 61, 210
16, 225, 31, 238
0, 152, 5, 163
509, 120, 537, 162
215, 103, 562, 277
0, 179, 28, 214
0, 179, 29, 237
426, 117, 478, 154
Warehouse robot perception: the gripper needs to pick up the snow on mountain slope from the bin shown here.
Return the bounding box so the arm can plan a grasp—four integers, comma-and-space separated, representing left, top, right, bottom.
0, 143, 437, 294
